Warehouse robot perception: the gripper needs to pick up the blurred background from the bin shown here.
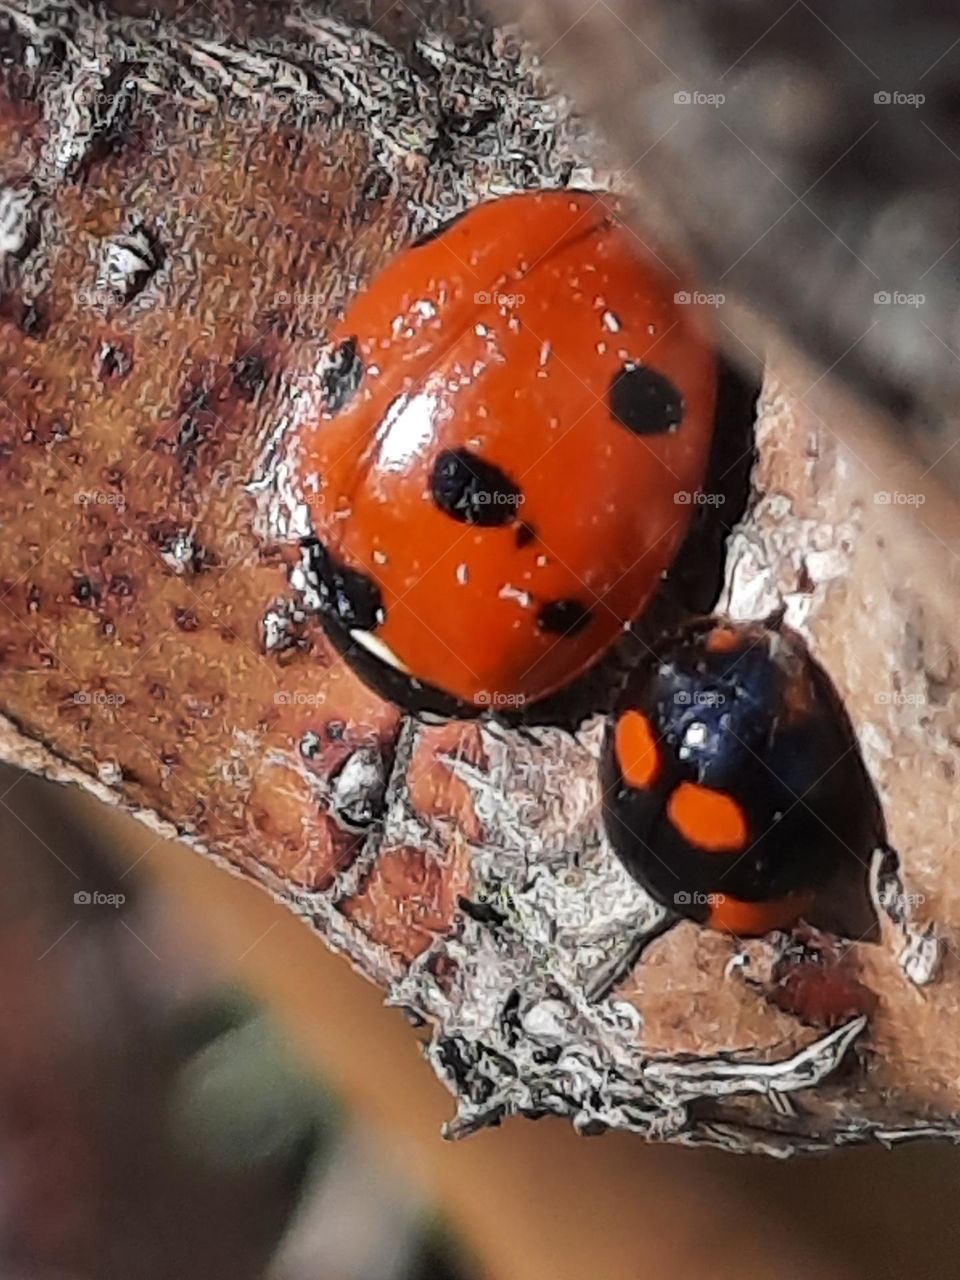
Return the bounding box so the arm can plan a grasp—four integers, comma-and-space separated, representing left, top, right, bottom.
3, 764, 960, 1280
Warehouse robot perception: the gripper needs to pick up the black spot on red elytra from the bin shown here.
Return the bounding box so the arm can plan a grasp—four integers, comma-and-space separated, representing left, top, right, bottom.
431, 448, 523, 527
323, 337, 364, 413
537, 598, 592, 636
609, 363, 684, 435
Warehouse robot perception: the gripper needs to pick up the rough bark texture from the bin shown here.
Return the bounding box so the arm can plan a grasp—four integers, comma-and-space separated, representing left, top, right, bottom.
0, 0, 958, 1148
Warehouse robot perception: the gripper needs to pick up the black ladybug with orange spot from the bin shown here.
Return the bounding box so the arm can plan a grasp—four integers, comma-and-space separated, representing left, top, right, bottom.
600, 617, 882, 936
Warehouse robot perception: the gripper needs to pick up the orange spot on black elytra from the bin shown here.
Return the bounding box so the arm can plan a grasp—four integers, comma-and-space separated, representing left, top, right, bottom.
704, 625, 742, 654
706, 891, 813, 936
667, 780, 748, 852
614, 710, 661, 789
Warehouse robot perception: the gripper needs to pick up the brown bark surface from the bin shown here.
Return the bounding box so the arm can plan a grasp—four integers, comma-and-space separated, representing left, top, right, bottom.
1, 0, 958, 1147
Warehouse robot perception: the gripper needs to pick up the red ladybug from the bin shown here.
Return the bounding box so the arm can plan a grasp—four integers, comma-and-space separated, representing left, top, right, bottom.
601, 618, 881, 936
290, 190, 717, 715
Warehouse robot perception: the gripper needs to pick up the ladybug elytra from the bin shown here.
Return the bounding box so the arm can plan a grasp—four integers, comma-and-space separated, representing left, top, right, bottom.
600, 618, 881, 935
290, 190, 717, 715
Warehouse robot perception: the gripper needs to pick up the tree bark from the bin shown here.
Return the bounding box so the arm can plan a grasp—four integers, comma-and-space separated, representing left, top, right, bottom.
0, 0, 957, 1147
